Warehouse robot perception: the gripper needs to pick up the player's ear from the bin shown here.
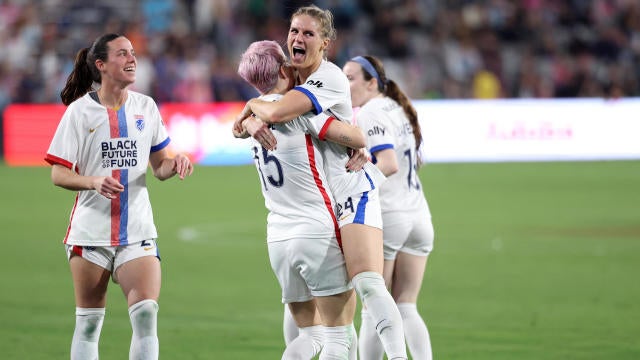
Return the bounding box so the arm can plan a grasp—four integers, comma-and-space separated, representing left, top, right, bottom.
95, 59, 106, 72
369, 78, 379, 92
279, 64, 292, 79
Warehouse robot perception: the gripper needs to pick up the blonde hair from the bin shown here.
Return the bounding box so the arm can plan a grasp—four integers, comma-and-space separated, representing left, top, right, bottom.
290, 5, 337, 41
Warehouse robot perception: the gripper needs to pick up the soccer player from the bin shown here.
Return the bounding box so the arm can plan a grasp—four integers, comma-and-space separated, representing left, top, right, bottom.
234, 39, 364, 359
45, 33, 193, 360
233, 5, 408, 360
344, 55, 435, 360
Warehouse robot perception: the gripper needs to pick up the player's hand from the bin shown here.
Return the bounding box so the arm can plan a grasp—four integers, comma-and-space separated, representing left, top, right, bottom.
232, 126, 249, 138
345, 148, 368, 172
173, 153, 194, 180
94, 176, 124, 199
246, 117, 277, 150
233, 101, 254, 135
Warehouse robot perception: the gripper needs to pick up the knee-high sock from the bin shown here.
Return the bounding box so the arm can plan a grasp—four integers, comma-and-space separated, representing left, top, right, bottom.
352, 272, 407, 360
129, 299, 159, 360
358, 309, 384, 360
348, 323, 358, 360
71, 307, 105, 360
282, 325, 323, 360
320, 324, 353, 360
398, 303, 432, 360
283, 304, 300, 345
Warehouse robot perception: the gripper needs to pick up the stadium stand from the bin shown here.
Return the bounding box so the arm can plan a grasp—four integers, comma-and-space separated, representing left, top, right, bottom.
0, 0, 638, 110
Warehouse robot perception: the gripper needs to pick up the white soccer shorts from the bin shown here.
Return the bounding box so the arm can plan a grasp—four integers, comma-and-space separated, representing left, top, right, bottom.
268, 236, 352, 304
65, 239, 160, 283
381, 204, 434, 260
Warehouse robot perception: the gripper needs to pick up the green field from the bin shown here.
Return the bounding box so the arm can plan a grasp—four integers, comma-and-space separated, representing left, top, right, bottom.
1, 161, 638, 359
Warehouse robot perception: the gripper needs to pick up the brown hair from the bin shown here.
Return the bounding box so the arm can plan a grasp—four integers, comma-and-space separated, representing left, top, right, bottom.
60, 33, 122, 105
359, 55, 422, 150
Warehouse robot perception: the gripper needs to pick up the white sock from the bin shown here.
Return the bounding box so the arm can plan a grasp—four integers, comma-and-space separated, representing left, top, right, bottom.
320, 324, 353, 360
128, 299, 159, 360
283, 304, 299, 345
282, 325, 323, 360
358, 309, 384, 360
71, 307, 105, 360
398, 303, 432, 360
352, 272, 407, 360
348, 323, 358, 360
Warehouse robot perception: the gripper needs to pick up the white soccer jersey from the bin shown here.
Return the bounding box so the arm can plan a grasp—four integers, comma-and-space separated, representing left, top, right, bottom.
293, 60, 382, 201
293, 60, 353, 122
355, 97, 431, 215
310, 119, 379, 199
251, 94, 340, 244
45, 91, 170, 246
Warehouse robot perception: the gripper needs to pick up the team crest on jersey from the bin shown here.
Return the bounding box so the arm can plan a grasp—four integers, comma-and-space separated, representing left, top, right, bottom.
135, 115, 145, 132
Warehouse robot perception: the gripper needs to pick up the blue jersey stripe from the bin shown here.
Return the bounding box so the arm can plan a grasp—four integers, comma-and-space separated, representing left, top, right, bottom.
119, 170, 129, 245
151, 137, 170, 152
354, 191, 369, 224
117, 106, 128, 244
293, 86, 322, 115
117, 106, 128, 137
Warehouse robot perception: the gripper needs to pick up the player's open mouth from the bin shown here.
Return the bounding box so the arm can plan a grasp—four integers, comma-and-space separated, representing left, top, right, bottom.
124, 66, 135, 72
292, 47, 305, 61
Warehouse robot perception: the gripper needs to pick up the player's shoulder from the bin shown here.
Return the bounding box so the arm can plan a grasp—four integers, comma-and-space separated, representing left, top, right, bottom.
64, 93, 100, 117
358, 97, 388, 117
308, 60, 347, 83
127, 90, 156, 104
260, 93, 283, 102
320, 60, 342, 73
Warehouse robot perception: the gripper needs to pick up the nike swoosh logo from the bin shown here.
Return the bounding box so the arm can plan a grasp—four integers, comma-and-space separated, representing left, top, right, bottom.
89, 128, 96, 133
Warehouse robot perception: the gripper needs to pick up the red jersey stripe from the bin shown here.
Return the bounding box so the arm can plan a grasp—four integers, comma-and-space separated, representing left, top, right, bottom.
318, 116, 335, 141
305, 134, 342, 250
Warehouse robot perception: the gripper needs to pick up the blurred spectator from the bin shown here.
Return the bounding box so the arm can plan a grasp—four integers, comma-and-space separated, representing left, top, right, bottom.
0, 0, 638, 115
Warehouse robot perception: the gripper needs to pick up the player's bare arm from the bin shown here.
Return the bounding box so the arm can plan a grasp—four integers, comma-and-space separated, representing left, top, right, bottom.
372, 148, 398, 176
247, 90, 313, 124
149, 149, 193, 181
51, 164, 124, 199
323, 120, 366, 149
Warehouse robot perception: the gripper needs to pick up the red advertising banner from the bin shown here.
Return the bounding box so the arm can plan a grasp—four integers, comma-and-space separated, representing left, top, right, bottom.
3, 102, 253, 166
3, 104, 67, 166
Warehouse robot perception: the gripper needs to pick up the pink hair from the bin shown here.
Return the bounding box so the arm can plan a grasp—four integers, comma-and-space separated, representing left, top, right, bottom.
238, 40, 287, 94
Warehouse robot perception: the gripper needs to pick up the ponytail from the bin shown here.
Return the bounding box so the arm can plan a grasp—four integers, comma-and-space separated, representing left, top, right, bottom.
385, 79, 422, 152
60, 47, 94, 105
60, 33, 121, 105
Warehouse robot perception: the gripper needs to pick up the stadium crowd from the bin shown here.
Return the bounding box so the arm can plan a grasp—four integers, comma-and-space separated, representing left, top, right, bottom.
1, 0, 639, 114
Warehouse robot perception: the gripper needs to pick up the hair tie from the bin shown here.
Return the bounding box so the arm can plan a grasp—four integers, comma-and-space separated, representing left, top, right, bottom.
350, 56, 384, 92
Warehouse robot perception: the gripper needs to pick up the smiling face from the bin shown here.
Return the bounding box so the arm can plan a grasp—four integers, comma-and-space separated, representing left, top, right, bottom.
96, 36, 136, 87
343, 61, 378, 108
287, 14, 329, 78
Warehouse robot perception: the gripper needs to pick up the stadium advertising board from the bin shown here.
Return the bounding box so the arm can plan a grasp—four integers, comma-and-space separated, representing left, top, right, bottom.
3, 104, 67, 166
415, 98, 640, 162
3, 98, 640, 166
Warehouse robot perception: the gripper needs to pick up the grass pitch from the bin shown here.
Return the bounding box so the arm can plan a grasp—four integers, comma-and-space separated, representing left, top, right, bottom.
0, 161, 638, 359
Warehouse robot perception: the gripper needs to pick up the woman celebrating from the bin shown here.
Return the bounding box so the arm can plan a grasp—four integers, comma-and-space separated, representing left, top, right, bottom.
234, 5, 408, 360
235, 39, 368, 359
344, 55, 434, 360
45, 33, 193, 360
